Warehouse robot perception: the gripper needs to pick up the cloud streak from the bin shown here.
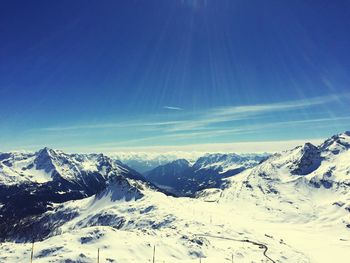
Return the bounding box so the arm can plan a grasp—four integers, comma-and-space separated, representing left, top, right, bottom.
163, 94, 348, 132
89, 115, 350, 148
37, 94, 349, 144
163, 106, 184, 111
209, 94, 343, 117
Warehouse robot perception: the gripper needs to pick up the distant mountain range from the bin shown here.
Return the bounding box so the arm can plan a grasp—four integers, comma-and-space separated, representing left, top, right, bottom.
144, 153, 269, 196
109, 152, 202, 173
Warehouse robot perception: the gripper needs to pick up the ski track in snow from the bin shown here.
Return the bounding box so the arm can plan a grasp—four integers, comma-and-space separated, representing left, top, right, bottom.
194, 234, 276, 263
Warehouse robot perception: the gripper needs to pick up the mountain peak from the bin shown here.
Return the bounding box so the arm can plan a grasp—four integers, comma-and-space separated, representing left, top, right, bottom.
343, 130, 350, 136
34, 147, 59, 174
320, 131, 350, 154
299, 142, 318, 153
171, 159, 190, 167
274, 142, 321, 176
37, 147, 57, 157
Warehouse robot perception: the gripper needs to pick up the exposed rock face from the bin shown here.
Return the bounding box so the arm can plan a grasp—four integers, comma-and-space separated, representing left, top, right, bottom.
289, 143, 322, 175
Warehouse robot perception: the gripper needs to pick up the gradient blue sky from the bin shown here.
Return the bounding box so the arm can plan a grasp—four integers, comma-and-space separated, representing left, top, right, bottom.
1, 0, 350, 152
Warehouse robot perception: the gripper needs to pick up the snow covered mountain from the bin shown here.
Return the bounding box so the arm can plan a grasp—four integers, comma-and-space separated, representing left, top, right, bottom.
0, 177, 146, 242
198, 131, 350, 228
0, 147, 144, 187
193, 153, 269, 174
0, 132, 349, 262
144, 159, 192, 195
145, 153, 269, 196
0, 147, 146, 233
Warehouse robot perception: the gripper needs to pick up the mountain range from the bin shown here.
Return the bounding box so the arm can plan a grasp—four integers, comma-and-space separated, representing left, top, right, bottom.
0, 131, 349, 262
0, 148, 146, 232
110, 152, 202, 173
144, 153, 269, 196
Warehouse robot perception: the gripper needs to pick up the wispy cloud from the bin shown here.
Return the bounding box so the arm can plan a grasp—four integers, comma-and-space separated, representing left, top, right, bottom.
163, 106, 184, 111
209, 94, 342, 117
163, 94, 347, 132
40, 120, 182, 132
44, 95, 325, 131
90, 115, 350, 148
37, 94, 349, 140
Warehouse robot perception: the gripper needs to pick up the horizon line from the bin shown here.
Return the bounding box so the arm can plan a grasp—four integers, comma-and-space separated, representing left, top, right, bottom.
2, 137, 327, 155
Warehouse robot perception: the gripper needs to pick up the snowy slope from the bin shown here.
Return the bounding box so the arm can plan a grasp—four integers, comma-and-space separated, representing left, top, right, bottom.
2, 171, 348, 262
192, 132, 350, 262
199, 132, 350, 228
0, 178, 314, 262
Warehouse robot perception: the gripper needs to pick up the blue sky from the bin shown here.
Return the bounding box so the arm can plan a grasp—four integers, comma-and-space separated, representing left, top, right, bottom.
1, 0, 350, 153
